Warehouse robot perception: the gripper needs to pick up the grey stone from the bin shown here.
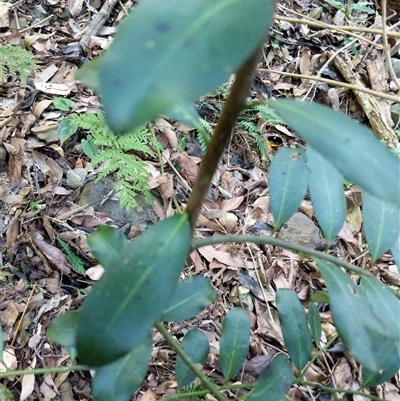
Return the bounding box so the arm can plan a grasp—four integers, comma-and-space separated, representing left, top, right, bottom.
276, 212, 325, 249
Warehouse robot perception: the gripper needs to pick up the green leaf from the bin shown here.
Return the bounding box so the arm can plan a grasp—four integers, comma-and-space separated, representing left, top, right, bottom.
220, 307, 251, 381
77, 214, 191, 366
270, 100, 400, 207
308, 303, 322, 345
306, 146, 345, 244
75, 58, 101, 92
269, 147, 308, 229
358, 276, 400, 386
363, 192, 400, 262
247, 354, 294, 401
391, 235, 400, 273
176, 328, 209, 388
87, 225, 128, 268
81, 135, 98, 159
94, 0, 276, 133
58, 117, 79, 145
47, 311, 78, 359
317, 259, 400, 384
92, 336, 152, 401
53, 97, 77, 112
161, 277, 217, 322
276, 289, 312, 370
310, 291, 329, 304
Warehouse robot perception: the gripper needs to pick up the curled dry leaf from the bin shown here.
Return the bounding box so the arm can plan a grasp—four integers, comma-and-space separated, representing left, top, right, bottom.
86, 265, 104, 280
20, 357, 36, 401
0, 347, 17, 372
162, 127, 178, 150
172, 153, 199, 182
219, 212, 238, 233
32, 231, 71, 274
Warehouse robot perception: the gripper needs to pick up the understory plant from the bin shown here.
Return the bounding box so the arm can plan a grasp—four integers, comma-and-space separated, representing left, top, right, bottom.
59, 111, 161, 209
0, 44, 36, 83
2, 1, 399, 400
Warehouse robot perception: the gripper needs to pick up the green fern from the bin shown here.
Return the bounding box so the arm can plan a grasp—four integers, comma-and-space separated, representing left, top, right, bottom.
56, 237, 86, 275
0, 45, 36, 83
250, 103, 281, 126
239, 120, 269, 161
64, 111, 161, 210
197, 119, 213, 151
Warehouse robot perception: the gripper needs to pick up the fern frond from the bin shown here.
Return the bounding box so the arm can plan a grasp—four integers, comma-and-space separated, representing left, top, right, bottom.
56, 237, 86, 275
197, 119, 213, 151
0, 45, 36, 83
68, 110, 161, 210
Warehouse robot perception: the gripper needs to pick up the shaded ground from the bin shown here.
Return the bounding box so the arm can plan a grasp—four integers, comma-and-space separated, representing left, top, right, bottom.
0, 0, 399, 400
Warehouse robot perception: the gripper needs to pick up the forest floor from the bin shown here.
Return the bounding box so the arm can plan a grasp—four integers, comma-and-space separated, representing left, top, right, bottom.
0, 0, 400, 400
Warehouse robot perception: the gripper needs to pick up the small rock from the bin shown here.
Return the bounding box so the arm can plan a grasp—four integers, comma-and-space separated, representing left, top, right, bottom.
277, 212, 325, 249
67, 168, 87, 189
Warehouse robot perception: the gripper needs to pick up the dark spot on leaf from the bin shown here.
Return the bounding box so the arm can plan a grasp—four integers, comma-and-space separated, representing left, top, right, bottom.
155, 21, 171, 32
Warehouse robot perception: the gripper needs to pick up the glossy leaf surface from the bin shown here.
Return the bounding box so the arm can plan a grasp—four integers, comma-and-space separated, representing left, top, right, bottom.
161, 277, 217, 322
176, 328, 209, 388
363, 192, 400, 262
306, 146, 345, 244
47, 311, 78, 359
220, 308, 251, 381
318, 259, 400, 385
92, 336, 152, 401
77, 214, 191, 366
276, 289, 312, 370
86, 0, 276, 133
270, 100, 400, 207
247, 354, 294, 401
308, 303, 322, 346
269, 147, 308, 228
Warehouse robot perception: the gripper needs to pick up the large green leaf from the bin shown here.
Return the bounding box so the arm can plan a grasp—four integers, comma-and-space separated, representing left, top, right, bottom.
220, 308, 251, 381
77, 214, 191, 366
176, 328, 209, 388
359, 277, 400, 386
276, 289, 312, 370
269, 147, 308, 228
92, 336, 152, 401
363, 192, 400, 262
270, 100, 400, 207
87, 225, 128, 267
306, 146, 345, 244
308, 303, 322, 346
160, 277, 217, 322
47, 311, 78, 360
81, 0, 276, 133
317, 259, 400, 384
246, 354, 294, 401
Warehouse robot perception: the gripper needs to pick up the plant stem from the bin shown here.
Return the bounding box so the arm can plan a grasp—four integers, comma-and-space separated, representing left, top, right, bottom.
0, 365, 89, 379
186, 45, 263, 232
296, 380, 384, 401
155, 322, 230, 401
161, 383, 255, 401
191, 235, 374, 278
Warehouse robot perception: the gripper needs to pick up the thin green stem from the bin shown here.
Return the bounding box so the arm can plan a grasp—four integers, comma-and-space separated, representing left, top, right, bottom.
297, 380, 384, 401
155, 322, 230, 401
192, 235, 373, 278
161, 383, 255, 401
186, 44, 263, 232
298, 334, 338, 378
0, 365, 89, 379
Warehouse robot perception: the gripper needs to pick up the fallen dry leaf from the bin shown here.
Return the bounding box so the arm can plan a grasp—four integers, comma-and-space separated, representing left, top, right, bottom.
32, 231, 71, 274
